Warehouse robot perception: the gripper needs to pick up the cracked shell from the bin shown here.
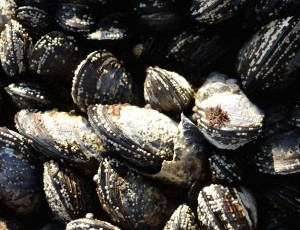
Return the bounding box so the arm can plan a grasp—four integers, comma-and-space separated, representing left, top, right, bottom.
193, 73, 264, 150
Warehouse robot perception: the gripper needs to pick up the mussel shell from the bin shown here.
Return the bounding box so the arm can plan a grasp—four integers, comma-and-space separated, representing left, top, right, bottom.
0, 127, 44, 215
190, 0, 247, 24
88, 104, 178, 174
5, 82, 53, 110
15, 109, 105, 170
164, 203, 199, 230
197, 184, 258, 230
0, 0, 17, 32
66, 213, 121, 230
288, 98, 300, 128
0, 19, 32, 78
144, 66, 193, 113
72, 49, 136, 112
237, 17, 300, 93
94, 157, 175, 229
28, 31, 81, 83
193, 73, 264, 150
43, 161, 96, 223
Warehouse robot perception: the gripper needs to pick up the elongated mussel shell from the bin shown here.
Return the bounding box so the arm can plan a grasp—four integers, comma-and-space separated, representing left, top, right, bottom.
43, 161, 97, 223
0, 127, 44, 215
197, 184, 258, 230
94, 157, 175, 229
72, 50, 136, 112
164, 203, 199, 230
0, 0, 17, 32
190, 0, 247, 24
144, 66, 193, 113
193, 73, 264, 150
0, 19, 32, 78
15, 109, 106, 170
5, 82, 53, 110
88, 104, 178, 174
15, 6, 54, 41
237, 17, 300, 93
66, 213, 121, 230
29, 31, 81, 83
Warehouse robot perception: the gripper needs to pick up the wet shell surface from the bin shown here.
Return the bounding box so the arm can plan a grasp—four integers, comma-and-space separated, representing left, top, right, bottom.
197, 184, 258, 230
72, 49, 136, 112
15, 109, 106, 170
144, 66, 193, 113
190, 0, 247, 24
193, 73, 264, 150
237, 17, 300, 93
94, 157, 175, 229
43, 161, 96, 223
0, 127, 44, 215
164, 203, 199, 230
0, 0, 17, 32
88, 104, 178, 174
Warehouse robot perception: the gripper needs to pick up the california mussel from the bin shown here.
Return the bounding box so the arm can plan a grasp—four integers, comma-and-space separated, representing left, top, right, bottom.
0, 0, 300, 229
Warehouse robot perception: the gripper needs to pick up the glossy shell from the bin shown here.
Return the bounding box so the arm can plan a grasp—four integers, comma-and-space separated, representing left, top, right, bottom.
72, 50, 136, 112
15, 109, 106, 170
144, 66, 193, 113
193, 73, 264, 150
197, 184, 258, 230
94, 157, 175, 229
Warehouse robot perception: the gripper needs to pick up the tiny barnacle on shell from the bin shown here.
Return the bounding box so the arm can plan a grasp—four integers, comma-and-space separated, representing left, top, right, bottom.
204, 105, 230, 128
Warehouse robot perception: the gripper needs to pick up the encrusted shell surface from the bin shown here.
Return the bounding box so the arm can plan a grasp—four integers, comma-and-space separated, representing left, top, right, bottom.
88, 104, 178, 174
237, 17, 300, 93
197, 184, 258, 230
94, 157, 175, 229
193, 73, 264, 150
0, 0, 17, 32
164, 203, 199, 230
0, 127, 44, 215
43, 161, 96, 223
144, 66, 193, 113
190, 0, 247, 24
72, 50, 136, 112
15, 109, 106, 170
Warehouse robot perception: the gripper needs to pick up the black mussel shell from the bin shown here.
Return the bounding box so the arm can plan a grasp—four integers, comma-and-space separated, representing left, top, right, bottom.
164, 203, 199, 230
14, 0, 52, 7
144, 66, 193, 113
88, 104, 178, 174
94, 157, 175, 229
72, 49, 136, 112
0, 127, 44, 215
40, 218, 65, 230
0, 19, 32, 78
193, 73, 264, 150
5, 82, 53, 110
190, 0, 247, 24
66, 213, 121, 230
237, 17, 300, 93
0, 0, 17, 32
197, 184, 258, 230
43, 161, 97, 223
14, 6, 54, 41
29, 31, 82, 83
288, 98, 300, 128
15, 109, 106, 171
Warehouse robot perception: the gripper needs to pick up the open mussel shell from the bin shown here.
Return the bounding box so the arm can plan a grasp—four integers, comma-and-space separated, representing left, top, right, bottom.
15, 109, 106, 171
247, 124, 300, 175
88, 104, 178, 174
197, 184, 258, 230
0, 127, 45, 215
0, 19, 32, 78
144, 66, 193, 113
5, 82, 53, 110
164, 203, 199, 230
66, 213, 121, 230
72, 49, 136, 112
190, 0, 247, 24
29, 31, 82, 83
14, 6, 54, 41
0, 0, 17, 32
43, 161, 97, 224
193, 73, 264, 150
94, 157, 175, 229
237, 17, 300, 93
